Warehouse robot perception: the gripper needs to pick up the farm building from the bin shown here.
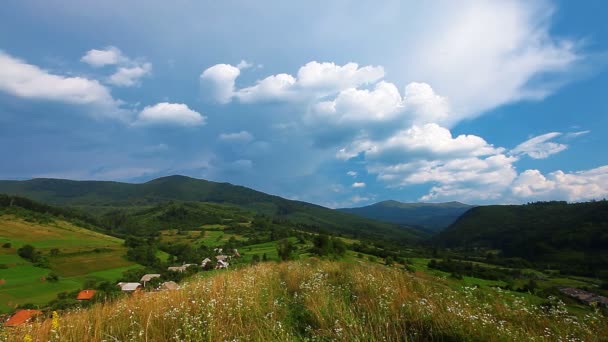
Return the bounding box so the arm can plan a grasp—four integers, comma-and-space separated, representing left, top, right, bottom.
216, 259, 229, 269
117, 282, 142, 292
5, 309, 42, 327
201, 258, 212, 268
168, 264, 196, 273
140, 274, 161, 286
76, 289, 96, 301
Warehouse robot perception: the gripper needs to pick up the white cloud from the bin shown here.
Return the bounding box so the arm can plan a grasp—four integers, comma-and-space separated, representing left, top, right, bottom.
512, 166, 608, 201
218, 131, 254, 143
565, 130, 590, 138
203, 61, 385, 104
406, 1, 580, 120
81, 46, 125, 67
296, 61, 384, 93
236, 73, 297, 103
108, 63, 152, 87
237, 60, 253, 69
347, 171, 357, 177
200, 64, 241, 104
135, 102, 205, 126
352, 182, 366, 188
0, 51, 123, 116
339, 123, 501, 162
82, 46, 152, 87
511, 132, 567, 159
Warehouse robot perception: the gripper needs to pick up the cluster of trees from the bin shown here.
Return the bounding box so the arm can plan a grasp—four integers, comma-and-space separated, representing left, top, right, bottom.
310, 234, 346, 257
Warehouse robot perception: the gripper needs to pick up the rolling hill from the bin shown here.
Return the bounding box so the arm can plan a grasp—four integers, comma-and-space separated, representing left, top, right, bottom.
0, 176, 426, 242
0, 196, 140, 313
434, 201, 608, 276
338, 200, 474, 231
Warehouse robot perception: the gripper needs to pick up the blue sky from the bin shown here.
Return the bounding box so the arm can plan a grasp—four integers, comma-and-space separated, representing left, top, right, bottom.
0, 0, 607, 207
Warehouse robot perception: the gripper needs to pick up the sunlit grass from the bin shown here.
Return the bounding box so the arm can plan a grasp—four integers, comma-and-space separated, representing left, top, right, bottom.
3, 260, 606, 341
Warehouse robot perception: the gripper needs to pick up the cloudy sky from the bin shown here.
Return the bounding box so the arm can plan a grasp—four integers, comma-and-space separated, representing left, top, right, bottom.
1, 0, 607, 207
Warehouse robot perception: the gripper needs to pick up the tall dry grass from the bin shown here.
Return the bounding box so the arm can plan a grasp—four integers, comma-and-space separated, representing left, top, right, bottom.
3, 259, 606, 341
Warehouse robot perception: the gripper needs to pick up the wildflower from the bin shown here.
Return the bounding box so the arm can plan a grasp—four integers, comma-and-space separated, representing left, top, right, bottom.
51, 311, 60, 331
23, 334, 33, 342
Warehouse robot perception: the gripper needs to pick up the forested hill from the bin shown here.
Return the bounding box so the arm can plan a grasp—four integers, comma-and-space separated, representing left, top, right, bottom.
434, 201, 608, 274
0, 176, 426, 242
338, 200, 474, 231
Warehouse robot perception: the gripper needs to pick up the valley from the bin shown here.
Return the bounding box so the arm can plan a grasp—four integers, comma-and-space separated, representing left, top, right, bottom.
0, 177, 607, 340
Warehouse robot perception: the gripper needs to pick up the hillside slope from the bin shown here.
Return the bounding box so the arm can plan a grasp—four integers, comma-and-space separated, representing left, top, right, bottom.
339, 200, 474, 231
434, 201, 608, 275
0, 199, 138, 313
5, 260, 605, 341
0, 176, 426, 242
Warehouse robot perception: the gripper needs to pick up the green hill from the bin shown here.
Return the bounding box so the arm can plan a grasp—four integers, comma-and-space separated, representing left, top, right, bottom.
0, 196, 139, 313
0, 176, 426, 242
434, 201, 608, 276
338, 200, 474, 231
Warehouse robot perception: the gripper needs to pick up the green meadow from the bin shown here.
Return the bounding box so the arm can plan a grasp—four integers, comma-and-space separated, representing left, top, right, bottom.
0, 215, 137, 313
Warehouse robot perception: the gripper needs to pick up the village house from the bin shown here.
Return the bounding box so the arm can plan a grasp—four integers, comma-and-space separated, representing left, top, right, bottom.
214, 248, 223, 254
216, 259, 229, 269
233, 248, 241, 257
215, 255, 228, 262
4, 309, 42, 327
76, 289, 96, 301
117, 282, 143, 292
558, 287, 608, 307
140, 274, 161, 286
201, 258, 212, 268
167, 263, 196, 273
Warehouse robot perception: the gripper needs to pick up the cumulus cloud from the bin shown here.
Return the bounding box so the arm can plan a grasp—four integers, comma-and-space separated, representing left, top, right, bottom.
511, 132, 567, 159
512, 166, 608, 201
407, 1, 581, 119
338, 123, 501, 162
218, 131, 254, 143
202, 61, 384, 104
0, 51, 123, 116
352, 182, 366, 188
81, 46, 125, 67
200, 64, 240, 104
135, 102, 205, 126
82, 46, 152, 87
347, 171, 357, 177
108, 63, 152, 87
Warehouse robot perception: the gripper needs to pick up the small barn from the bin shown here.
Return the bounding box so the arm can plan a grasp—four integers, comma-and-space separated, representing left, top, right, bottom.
140, 274, 161, 286
117, 282, 142, 292
76, 289, 97, 301
5, 309, 42, 327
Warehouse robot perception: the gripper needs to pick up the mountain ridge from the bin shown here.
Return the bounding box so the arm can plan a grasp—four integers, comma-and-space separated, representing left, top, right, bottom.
0, 175, 427, 242
338, 200, 475, 231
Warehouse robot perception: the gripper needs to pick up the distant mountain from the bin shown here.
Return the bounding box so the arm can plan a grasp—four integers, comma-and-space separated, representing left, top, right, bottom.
434, 201, 608, 276
0, 176, 427, 242
338, 200, 474, 231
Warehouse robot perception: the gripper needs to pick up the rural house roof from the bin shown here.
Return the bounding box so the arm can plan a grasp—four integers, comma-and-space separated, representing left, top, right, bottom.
76, 289, 97, 300
216, 255, 228, 261
140, 274, 161, 282
5, 309, 42, 327
117, 282, 142, 292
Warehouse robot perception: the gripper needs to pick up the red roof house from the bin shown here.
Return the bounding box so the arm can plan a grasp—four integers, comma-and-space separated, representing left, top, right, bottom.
5, 309, 42, 327
76, 289, 97, 300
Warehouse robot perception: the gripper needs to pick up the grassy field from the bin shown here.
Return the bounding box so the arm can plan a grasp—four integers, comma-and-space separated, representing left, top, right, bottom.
5, 260, 606, 341
0, 215, 137, 313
